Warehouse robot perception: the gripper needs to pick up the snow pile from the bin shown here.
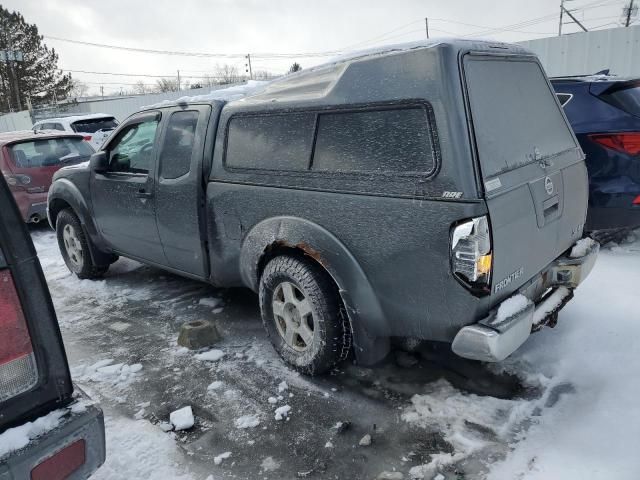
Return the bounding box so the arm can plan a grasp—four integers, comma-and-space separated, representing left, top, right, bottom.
402, 378, 536, 476
569, 237, 597, 258
531, 286, 571, 325
496, 294, 530, 321
169, 406, 194, 431
207, 380, 224, 391
277, 381, 288, 393
213, 451, 232, 465
72, 359, 143, 387
195, 349, 225, 362
274, 405, 291, 421
234, 415, 260, 429
486, 243, 640, 479
0, 409, 66, 458
198, 297, 222, 308
93, 415, 193, 480
261, 456, 281, 471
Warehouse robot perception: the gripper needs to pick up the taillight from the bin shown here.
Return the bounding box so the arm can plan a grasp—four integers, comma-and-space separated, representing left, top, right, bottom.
83, 135, 92, 141
0, 269, 38, 402
451, 216, 492, 294
1, 171, 31, 188
589, 132, 640, 155
31, 439, 86, 480
633, 195, 640, 205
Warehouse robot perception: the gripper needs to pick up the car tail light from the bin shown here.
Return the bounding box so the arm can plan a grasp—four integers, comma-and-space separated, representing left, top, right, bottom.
589, 132, 640, 155
451, 216, 492, 293
0, 269, 38, 402
633, 195, 640, 205
31, 440, 86, 480
1, 171, 31, 187
83, 135, 92, 141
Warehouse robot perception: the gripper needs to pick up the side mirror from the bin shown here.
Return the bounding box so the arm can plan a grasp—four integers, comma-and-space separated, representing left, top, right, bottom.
89, 152, 109, 174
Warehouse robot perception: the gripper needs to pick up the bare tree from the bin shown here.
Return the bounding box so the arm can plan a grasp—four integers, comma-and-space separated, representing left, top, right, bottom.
201, 74, 218, 87
214, 63, 241, 85
253, 70, 276, 81
155, 77, 179, 93
133, 81, 150, 95
69, 79, 89, 98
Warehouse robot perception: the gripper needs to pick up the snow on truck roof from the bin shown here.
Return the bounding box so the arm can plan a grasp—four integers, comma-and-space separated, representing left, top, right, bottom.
141, 39, 533, 111
32, 113, 115, 126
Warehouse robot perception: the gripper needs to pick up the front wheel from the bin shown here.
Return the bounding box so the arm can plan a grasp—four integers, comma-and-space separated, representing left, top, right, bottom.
56, 209, 110, 279
259, 255, 351, 375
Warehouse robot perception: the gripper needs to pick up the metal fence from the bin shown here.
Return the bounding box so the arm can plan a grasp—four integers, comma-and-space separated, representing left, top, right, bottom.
521, 25, 640, 77
0, 110, 31, 132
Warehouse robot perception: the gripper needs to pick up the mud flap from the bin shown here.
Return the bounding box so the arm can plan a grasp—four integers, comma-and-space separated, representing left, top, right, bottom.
339, 290, 390, 365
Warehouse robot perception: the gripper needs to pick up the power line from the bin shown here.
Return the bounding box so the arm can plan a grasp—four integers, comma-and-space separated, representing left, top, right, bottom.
44, 35, 340, 59
61, 68, 235, 79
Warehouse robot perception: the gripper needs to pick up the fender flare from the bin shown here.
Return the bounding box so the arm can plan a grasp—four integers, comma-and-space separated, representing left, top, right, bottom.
48, 179, 112, 263
240, 216, 390, 364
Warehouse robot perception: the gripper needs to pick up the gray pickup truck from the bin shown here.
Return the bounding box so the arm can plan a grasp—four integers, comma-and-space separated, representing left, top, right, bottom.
48, 39, 598, 374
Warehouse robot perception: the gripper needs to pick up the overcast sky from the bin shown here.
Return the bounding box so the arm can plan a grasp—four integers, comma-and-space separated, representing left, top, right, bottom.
4, 0, 632, 95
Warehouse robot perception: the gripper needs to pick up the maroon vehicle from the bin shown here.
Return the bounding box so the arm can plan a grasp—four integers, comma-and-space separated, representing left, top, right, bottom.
0, 131, 94, 224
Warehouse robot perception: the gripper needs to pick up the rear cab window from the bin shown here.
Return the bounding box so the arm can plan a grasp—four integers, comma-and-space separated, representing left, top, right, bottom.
9, 138, 95, 168
463, 56, 577, 182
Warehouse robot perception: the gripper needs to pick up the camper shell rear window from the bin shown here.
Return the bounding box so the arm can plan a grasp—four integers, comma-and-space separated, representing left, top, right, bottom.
463, 56, 577, 179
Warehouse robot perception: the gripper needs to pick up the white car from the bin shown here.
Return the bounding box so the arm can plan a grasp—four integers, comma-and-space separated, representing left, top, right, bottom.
33, 113, 119, 150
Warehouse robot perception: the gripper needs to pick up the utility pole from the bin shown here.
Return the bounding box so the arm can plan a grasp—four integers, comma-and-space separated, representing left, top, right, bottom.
245, 54, 253, 80
177, 69, 181, 90
558, 0, 565, 36
425, 17, 429, 39
559, 0, 588, 35
624, 0, 637, 26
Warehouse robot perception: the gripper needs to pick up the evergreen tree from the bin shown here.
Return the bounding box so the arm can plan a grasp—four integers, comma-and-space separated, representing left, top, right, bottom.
289, 62, 302, 73
0, 5, 72, 112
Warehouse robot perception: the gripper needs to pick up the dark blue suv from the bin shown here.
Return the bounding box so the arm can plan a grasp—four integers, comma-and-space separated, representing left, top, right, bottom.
551, 75, 640, 238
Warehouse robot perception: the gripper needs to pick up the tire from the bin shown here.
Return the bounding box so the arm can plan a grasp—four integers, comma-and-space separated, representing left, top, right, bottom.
56, 209, 110, 279
259, 255, 351, 375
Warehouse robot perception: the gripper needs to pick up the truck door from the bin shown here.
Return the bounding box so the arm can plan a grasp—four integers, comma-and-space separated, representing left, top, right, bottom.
90, 112, 168, 265
155, 105, 211, 277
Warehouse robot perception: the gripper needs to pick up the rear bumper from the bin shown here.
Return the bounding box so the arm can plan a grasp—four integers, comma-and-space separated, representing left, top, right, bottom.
452, 238, 599, 362
0, 389, 105, 480
10, 190, 48, 223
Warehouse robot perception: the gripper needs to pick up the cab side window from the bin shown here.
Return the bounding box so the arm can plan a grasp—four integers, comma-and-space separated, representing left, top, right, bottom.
107, 118, 159, 174
159, 111, 199, 179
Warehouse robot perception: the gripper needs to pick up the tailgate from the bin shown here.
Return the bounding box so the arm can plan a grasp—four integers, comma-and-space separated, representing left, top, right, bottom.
463, 54, 588, 303
0, 174, 73, 432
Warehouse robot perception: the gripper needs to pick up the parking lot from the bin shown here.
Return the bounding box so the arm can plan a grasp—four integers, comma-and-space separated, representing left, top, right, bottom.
26, 226, 640, 480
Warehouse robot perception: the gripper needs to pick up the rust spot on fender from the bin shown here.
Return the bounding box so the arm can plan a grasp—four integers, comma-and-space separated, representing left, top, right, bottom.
295, 241, 326, 267
269, 240, 327, 267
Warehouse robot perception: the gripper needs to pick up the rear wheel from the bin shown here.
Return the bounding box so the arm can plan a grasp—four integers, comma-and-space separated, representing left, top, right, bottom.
259, 255, 351, 375
56, 209, 111, 279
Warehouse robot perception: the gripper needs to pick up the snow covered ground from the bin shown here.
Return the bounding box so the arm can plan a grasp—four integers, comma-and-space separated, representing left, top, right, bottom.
28, 226, 640, 479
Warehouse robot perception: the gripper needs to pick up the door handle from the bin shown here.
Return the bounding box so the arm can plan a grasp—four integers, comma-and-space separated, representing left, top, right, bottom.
136, 188, 153, 199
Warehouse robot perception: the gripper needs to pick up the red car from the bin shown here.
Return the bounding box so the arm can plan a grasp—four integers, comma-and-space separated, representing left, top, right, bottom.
0, 131, 94, 223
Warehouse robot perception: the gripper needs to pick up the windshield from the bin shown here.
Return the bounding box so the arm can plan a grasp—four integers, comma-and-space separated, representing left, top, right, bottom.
464, 57, 577, 178
9, 138, 94, 168
71, 117, 118, 133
